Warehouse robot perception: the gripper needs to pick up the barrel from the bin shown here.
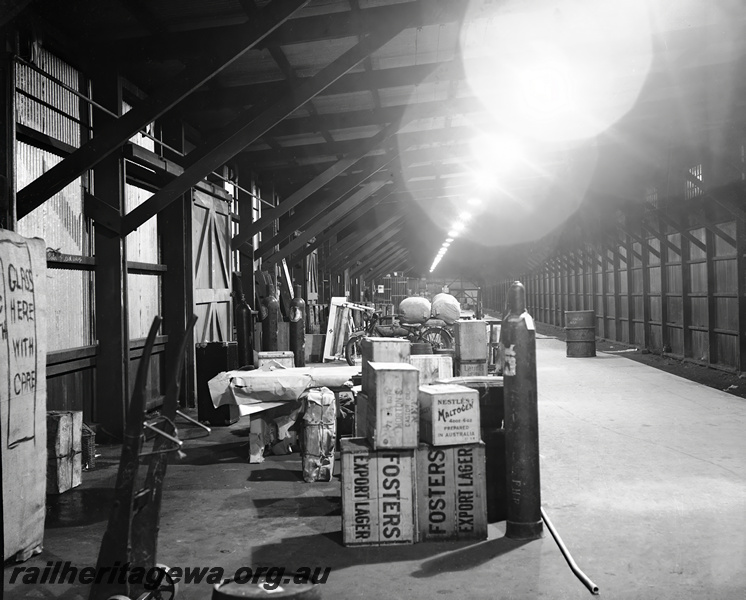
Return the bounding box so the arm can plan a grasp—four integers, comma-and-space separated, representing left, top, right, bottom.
564, 310, 596, 357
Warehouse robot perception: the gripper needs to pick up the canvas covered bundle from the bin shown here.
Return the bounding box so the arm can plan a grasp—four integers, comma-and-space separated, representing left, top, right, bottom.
398, 296, 431, 324
301, 387, 337, 482
431, 293, 461, 325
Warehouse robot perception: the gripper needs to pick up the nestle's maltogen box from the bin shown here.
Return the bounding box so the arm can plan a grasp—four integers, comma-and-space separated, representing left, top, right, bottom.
365, 362, 419, 449
415, 442, 488, 542
340, 438, 416, 546
419, 384, 480, 446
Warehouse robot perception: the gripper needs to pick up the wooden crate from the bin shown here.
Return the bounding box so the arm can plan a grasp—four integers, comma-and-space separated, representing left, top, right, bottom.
409, 354, 453, 384
364, 362, 419, 449
415, 443, 488, 542
355, 392, 368, 438
341, 438, 416, 546
454, 320, 488, 361
419, 384, 480, 446
361, 338, 410, 392
456, 359, 488, 377
256, 350, 295, 369
47, 452, 82, 495
47, 410, 82, 457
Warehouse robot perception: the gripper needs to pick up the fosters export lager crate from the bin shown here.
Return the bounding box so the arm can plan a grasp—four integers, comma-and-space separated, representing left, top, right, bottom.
415, 443, 488, 542
419, 384, 480, 446
364, 362, 419, 449
409, 354, 453, 384
256, 350, 295, 369
341, 438, 416, 546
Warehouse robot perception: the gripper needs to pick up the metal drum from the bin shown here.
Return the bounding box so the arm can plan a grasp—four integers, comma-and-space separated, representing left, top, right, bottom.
564, 311, 596, 357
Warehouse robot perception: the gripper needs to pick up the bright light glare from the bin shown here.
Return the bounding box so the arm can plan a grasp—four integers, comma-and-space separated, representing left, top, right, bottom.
468, 198, 482, 208
459, 212, 472, 222
442, 242, 450, 248
447, 230, 459, 238
460, 0, 653, 142
445, 238, 454, 243
452, 222, 465, 232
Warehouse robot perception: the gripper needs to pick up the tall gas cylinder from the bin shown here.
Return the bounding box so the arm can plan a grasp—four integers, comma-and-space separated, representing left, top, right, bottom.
500, 281, 543, 540
289, 284, 306, 367
232, 273, 254, 367
262, 282, 281, 352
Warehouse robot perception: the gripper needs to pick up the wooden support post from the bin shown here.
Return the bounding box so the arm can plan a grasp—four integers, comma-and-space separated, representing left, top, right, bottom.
158, 117, 195, 407
93, 73, 130, 440
640, 220, 651, 351
625, 231, 635, 345
706, 228, 716, 365
0, 46, 15, 229
737, 217, 746, 372
600, 245, 608, 339
682, 227, 692, 359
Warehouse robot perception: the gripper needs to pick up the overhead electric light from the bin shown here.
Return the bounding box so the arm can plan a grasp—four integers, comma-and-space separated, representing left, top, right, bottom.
445, 238, 454, 243
447, 230, 459, 238
442, 242, 450, 248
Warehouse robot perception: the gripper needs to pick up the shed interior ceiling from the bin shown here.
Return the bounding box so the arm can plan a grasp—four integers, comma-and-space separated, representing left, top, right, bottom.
20, 0, 746, 278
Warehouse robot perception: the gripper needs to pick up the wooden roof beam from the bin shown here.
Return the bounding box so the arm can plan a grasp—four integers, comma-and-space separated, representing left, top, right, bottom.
325, 215, 404, 272
233, 120, 401, 248
262, 179, 391, 266
285, 189, 393, 265
121, 12, 417, 236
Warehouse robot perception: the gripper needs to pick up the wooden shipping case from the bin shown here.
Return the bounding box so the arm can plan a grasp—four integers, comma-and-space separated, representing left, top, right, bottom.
409, 354, 453, 384
415, 443, 488, 542
364, 362, 419, 449
454, 320, 488, 361
419, 384, 480, 446
340, 438, 416, 546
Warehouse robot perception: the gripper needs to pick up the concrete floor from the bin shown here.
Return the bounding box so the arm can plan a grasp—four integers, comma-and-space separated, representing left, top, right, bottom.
5, 335, 746, 599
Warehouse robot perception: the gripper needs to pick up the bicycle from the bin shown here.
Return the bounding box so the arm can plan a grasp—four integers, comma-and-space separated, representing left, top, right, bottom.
345, 311, 453, 366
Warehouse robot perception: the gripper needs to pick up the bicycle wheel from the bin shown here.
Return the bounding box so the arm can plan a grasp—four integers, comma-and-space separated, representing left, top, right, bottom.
420, 327, 453, 351
345, 336, 364, 366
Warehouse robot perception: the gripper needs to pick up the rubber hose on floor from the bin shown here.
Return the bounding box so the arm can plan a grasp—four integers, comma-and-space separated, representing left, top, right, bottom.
541, 507, 600, 595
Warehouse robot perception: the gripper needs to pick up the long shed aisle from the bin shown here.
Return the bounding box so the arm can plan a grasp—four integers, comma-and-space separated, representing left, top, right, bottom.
7, 338, 746, 600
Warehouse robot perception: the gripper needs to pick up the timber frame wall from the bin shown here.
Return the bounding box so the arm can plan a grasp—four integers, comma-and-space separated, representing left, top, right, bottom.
484, 183, 746, 373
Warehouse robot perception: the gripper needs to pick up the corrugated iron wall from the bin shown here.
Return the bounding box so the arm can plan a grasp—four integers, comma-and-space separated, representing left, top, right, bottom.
14, 48, 92, 352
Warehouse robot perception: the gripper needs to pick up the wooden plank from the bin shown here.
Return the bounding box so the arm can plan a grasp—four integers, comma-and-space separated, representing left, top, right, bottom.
369, 249, 408, 281
16, 0, 309, 218
46, 253, 96, 270
121, 16, 416, 236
